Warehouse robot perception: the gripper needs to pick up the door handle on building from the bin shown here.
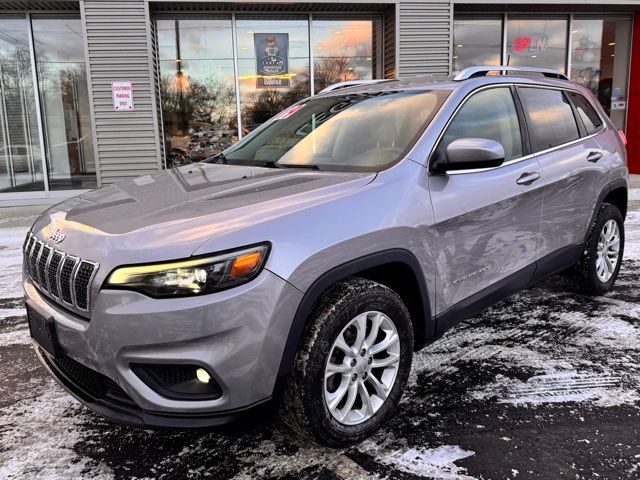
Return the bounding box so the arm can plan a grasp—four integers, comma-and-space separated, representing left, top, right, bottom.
587, 151, 603, 163
516, 172, 541, 185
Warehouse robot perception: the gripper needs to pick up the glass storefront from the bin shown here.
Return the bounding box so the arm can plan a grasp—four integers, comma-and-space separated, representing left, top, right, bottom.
32, 17, 96, 190
0, 14, 95, 194
570, 17, 631, 130
453, 17, 502, 73
157, 14, 382, 167
453, 14, 632, 130
0, 18, 43, 192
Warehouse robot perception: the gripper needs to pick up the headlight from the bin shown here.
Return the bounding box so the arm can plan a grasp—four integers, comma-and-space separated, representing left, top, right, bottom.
105, 244, 269, 297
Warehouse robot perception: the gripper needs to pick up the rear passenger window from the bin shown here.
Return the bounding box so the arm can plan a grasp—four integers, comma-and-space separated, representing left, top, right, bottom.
518, 87, 580, 151
439, 87, 523, 161
567, 91, 603, 135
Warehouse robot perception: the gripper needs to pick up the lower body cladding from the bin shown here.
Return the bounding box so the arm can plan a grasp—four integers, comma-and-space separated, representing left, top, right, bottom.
23, 269, 303, 427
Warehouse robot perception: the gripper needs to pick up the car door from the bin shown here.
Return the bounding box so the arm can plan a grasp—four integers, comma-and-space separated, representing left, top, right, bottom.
517, 87, 604, 271
428, 86, 544, 320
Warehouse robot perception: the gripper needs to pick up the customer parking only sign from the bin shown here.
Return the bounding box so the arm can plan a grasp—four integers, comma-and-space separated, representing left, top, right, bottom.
254, 33, 289, 88
112, 81, 135, 111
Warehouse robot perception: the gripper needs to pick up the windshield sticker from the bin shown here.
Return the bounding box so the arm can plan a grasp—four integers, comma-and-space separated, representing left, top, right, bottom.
273, 104, 305, 120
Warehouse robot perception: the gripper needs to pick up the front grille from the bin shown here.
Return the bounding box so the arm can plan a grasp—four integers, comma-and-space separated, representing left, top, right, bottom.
23, 232, 99, 312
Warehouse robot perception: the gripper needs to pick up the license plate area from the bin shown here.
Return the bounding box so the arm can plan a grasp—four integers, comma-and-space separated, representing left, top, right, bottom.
27, 303, 61, 358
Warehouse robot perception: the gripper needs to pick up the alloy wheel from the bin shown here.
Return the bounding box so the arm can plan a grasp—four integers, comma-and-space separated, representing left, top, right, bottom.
323, 311, 400, 425
596, 219, 621, 282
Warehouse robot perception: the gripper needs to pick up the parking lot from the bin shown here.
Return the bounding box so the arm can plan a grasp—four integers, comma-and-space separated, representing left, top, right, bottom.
1, 194, 639, 480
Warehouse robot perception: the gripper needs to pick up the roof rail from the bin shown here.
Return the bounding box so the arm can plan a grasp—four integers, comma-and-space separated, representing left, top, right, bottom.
318, 79, 392, 94
454, 66, 569, 81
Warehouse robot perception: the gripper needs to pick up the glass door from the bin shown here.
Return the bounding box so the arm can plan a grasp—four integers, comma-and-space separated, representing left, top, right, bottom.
570, 16, 631, 130
0, 17, 44, 192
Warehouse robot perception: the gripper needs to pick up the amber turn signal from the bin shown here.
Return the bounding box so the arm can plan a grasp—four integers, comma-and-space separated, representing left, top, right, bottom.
229, 251, 263, 278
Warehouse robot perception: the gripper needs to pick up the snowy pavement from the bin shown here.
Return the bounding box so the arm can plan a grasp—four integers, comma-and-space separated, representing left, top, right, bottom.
1, 202, 639, 479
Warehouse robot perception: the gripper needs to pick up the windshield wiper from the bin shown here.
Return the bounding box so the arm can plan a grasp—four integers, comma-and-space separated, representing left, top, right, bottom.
278, 163, 321, 171
207, 152, 228, 164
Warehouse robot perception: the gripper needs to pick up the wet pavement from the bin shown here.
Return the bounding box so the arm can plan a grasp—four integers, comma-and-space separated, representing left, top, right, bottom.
1, 198, 639, 480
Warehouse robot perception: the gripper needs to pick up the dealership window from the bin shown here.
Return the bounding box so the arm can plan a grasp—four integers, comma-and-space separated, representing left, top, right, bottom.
452, 17, 502, 74
0, 18, 44, 193
506, 17, 568, 73
311, 18, 382, 94
235, 17, 311, 133
156, 14, 383, 168
157, 17, 236, 168
570, 17, 631, 130
32, 17, 96, 190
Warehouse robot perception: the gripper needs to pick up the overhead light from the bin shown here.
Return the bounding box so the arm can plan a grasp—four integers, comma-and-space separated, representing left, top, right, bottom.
334, 30, 342, 35
317, 45, 323, 50
609, 42, 616, 46
611, 54, 615, 57
175, 59, 182, 63
366, 57, 372, 61
457, 44, 464, 48
240, 46, 248, 51
246, 30, 253, 35
452, 55, 459, 59
531, 55, 538, 58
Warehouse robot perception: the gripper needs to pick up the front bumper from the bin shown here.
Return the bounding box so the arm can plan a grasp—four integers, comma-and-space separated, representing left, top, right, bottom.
24, 269, 303, 426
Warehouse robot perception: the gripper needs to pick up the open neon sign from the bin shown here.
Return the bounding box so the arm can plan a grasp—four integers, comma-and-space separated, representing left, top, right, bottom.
511, 34, 549, 56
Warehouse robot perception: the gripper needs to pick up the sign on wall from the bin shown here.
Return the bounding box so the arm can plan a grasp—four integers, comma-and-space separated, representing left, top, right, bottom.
511, 34, 549, 56
254, 33, 289, 88
112, 81, 135, 111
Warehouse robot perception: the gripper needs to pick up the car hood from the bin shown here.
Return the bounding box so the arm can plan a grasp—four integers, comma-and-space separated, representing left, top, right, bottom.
31, 163, 373, 264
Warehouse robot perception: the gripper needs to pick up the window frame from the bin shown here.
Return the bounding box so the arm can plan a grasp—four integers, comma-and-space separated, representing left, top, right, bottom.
429, 82, 608, 175
565, 91, 605, 137
429, 85, 528, 173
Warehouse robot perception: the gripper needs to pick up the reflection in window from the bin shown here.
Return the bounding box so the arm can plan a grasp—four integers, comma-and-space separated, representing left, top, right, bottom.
506, 18, 568, 73
157, 18, 237, 168
439, 88, 523, 161
453, 18, 502, 74
519, 88, 579, 151
33, 17, 96, 190
312, 19, 380, 94
0, 18, 44, 192
235, 19, 310, 134
570, 17, 631, 130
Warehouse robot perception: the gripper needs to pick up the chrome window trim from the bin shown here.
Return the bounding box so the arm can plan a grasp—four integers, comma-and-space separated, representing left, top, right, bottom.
428, 82, 606, 176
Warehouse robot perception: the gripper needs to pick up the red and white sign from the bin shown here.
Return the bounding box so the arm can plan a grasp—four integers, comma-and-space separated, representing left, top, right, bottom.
112, 81, 134, 111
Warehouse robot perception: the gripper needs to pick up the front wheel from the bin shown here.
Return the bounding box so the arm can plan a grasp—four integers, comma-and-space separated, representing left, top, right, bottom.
570, 203, 625, 295
281, 278, 414, 447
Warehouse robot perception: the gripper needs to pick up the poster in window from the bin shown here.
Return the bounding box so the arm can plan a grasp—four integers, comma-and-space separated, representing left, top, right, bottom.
254, 33, 289, 88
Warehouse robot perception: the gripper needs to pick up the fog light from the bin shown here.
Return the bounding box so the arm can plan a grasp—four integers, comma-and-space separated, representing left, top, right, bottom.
196, 368, 211, 383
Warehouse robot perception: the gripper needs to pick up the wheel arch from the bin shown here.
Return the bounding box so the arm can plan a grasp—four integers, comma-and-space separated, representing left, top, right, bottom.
276, 249, 433, 377
585, 178, 628, 244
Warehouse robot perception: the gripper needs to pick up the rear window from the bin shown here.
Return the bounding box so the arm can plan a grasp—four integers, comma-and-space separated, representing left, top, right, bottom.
214, 89, 450, 172
518, 87, 580, 152
566, 91, 604, 135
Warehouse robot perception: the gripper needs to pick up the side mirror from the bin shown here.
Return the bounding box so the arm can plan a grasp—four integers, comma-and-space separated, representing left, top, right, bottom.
439, 138, 505, 173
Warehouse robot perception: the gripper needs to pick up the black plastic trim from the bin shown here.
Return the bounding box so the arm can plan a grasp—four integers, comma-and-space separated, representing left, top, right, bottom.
586, 179, 628, 237
131, 364, 223, 401
276, 249, 433, 377
36, 347, 279, 429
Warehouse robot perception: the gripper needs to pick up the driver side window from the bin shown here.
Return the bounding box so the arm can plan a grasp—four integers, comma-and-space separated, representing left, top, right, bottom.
439, 87, 523, 162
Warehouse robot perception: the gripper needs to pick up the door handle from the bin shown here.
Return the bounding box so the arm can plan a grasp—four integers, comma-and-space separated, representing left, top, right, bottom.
587, 151, 603, 163
516, 171, 541, 186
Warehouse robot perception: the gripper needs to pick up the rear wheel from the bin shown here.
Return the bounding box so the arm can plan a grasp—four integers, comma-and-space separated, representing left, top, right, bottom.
570, 203, 624, 295
281, 278, 413, 447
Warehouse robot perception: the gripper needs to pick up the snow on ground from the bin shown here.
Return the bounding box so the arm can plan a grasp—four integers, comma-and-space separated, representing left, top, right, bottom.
0, 199, 639, 479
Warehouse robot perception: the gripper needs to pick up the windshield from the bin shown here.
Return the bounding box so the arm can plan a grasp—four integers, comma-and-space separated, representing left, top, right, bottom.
210, 89, 450, 172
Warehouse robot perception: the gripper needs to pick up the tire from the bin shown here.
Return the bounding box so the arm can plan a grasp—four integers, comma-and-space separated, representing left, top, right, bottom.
281, 278, 414, 447
570, 202, 625, 295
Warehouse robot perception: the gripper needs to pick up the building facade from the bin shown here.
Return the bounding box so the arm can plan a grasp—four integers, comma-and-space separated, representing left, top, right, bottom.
0, 0, 638, 205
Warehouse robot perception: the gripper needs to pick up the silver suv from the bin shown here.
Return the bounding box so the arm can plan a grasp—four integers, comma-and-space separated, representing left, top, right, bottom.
23, 66, 628, 447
